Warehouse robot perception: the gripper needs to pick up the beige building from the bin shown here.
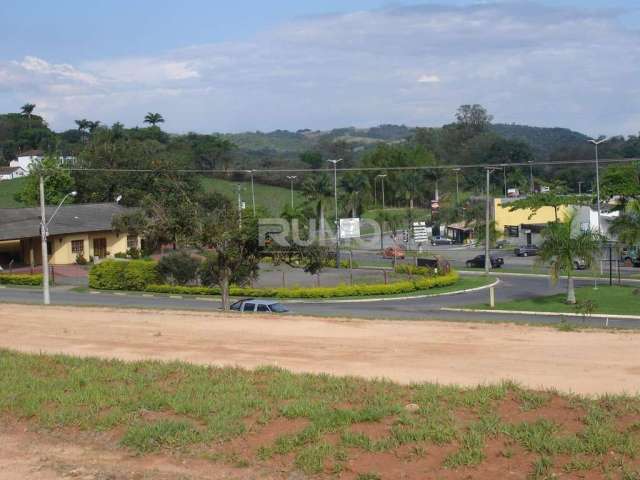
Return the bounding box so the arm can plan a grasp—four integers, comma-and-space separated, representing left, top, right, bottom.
0, 203, 139, 266
494, 198, 572, 245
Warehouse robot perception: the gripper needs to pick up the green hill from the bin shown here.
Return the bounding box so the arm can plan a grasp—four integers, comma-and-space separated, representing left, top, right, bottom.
490, 123, 590, 159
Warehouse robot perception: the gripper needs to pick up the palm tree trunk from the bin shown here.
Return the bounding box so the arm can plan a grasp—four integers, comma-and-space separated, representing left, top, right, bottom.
319, 202, 325, 245
566, 275, 576, 304
220, 274, 230, 310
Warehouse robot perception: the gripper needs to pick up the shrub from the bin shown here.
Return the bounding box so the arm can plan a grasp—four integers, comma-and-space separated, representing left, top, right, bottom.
325, 258, 359, 269
394, 263, 433, 276
157, 251, 200, 286
127, 248, 141, 259
144, 271, 460, 299
114, 252, 128, 259
75, 254, 88, 265
0, 273, 43, 286
89, 260, 159, 290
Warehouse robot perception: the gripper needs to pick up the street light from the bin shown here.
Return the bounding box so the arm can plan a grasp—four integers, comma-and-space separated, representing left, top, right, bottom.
286, 175, 297, 209
328, 159, 342, 269
245, 170, 256, 215
376, 174, 387, 210
453, 168, 461, 205
484, 168, 495, 275
578, 181, 584, 195
588, 137, 609, 233
527, 161, 534, 194
39, 175, 77, 305
502, 166, 507, 198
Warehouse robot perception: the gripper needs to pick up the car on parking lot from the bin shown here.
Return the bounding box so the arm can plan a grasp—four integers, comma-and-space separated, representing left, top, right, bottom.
465, 254, 504, 269
431, 236, 454, 246
230, 299, 289, 313
382, 246, 405, 259
514, 244, 539, 257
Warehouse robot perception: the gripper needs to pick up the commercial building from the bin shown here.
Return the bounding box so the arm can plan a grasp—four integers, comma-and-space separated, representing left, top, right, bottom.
0, 203, 139, 266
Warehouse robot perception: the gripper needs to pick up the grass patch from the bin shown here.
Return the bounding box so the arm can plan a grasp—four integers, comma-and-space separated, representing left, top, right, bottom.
476, 286, 640, 316
0, 350, 639, 477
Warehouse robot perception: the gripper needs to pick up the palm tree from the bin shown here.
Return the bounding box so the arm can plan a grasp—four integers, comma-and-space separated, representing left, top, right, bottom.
340, 173, 368, 217
87, 120, 101, 133
75, 119, 90, 143
21, 103, 36, 128
610, 200, 640, 247
144, 112, 165, 127
302, 174, 332, 244
538, 210, 604, 304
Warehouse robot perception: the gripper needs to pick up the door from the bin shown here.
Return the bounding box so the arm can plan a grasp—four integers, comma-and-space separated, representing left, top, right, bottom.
93, 238, 107, 259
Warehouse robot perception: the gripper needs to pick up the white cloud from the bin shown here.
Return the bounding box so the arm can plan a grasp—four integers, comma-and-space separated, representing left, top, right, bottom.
0, 3, 638, 136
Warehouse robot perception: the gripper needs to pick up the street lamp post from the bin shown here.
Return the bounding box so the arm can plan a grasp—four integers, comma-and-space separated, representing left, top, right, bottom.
528, 161, 534, 194
588, 138, 608, 233
578, 181, 584, 195
236, 184, 242, 229
453, 168, 461, 205
328, 159, 342, 269
286, 175, 297, 208
484, 168, 494, 275
39, 175, 77, 305
502, 167, 507, 198
246, 170, 256, 215
376, 174, 387, 210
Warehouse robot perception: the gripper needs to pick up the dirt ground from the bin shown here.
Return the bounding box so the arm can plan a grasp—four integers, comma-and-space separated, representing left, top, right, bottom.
0, 303, 638, 396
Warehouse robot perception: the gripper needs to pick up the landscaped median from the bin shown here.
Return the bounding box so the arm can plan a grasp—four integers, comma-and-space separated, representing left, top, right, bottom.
0, 273, 43, 286
88, 259, 463, 299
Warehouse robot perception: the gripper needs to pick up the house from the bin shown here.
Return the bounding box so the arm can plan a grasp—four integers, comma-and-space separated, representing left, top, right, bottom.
0, 166, 27, 181
0, 203, 140, 266
445, 221, 475, 244
494, 197, 571, 245
9, 149, 44, 171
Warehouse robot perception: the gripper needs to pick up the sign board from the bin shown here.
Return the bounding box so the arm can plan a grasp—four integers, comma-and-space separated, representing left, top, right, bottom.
413, 221, 429, 243
339, 218, 360, 239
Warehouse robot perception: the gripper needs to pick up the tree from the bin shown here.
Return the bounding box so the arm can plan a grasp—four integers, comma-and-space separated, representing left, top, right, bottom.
340, 172, 368, 217
157, 250, 200, 285
16, 155, 75, 206
75, 119, 90, 143
20, 103, 36, 128
508, 193, 593, 222
302, 174, 332, 243
299, 151, 323, 169
538, 211, 604, 304
609, 200, 640, 247
144, 112, 165, 126
455, 104, 493, 139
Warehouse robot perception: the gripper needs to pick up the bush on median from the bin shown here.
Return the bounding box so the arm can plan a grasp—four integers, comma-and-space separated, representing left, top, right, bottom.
0, 273, 43, 286
144, 271, 460, 299
89, 260, 159, 290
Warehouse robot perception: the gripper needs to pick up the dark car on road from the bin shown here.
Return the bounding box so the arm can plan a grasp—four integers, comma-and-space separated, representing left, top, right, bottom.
514, 245, 539, 257
230, 299, 289, 313
465, 254, 504, 269
431, 236, 454, 246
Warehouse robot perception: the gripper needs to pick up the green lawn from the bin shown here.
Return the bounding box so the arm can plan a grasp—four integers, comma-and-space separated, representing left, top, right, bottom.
482, 286, 640, 316
200, 176, 305, 216
1, 349, 639, 478
0, 177, 26, 208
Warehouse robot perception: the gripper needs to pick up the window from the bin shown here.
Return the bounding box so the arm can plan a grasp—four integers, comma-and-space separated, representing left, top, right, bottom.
257, 304, 269, 312
71, 240, 84, 254
270, 303, 288, 313
127, 235, 138, 250
242, 303, 255, 312
504, 225, 519, 238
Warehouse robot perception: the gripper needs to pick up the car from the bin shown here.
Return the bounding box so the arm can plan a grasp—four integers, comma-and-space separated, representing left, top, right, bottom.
431, 236, 454, 246
230, 299, 289, 313
574, 258, 588, 270
495, 240, 509, 249
382, 246, 405, 259
514, 245, 539, 257
465, 255, 504, 269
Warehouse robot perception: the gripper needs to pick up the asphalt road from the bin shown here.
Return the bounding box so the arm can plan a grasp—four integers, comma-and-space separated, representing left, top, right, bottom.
1, 274, 638, 329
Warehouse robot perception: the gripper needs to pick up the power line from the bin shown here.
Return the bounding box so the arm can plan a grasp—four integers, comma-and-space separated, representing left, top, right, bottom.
63, 157, 640, 174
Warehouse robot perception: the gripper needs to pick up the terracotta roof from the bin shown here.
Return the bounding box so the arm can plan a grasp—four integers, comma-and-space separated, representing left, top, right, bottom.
17, 149, 44, 157
0, 203, 132, 241
0, 166, 23, 174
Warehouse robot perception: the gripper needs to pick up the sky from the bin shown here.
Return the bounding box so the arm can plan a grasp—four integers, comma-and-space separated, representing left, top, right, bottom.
0, 0, 638, 136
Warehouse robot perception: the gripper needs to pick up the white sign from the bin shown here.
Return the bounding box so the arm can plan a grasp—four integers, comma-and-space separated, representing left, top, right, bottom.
340, 218, 360, 239
413, 221, 429, 243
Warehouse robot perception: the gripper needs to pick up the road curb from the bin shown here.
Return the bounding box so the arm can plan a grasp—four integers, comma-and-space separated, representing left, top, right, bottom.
440, 307, 640, 321
459, 270, 640, 283
286, 279, 501, 304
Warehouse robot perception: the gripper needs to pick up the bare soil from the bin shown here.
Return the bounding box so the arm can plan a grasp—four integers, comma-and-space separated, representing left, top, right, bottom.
0, 304, 638, 396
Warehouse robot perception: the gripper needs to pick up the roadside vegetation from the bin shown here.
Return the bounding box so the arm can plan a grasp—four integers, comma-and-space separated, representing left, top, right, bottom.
0, 350, 638, 478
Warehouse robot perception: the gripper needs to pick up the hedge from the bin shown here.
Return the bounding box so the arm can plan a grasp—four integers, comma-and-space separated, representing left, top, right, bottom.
0, 273, 43, 286
89, 260, 159, 290
144, 271, 460, 299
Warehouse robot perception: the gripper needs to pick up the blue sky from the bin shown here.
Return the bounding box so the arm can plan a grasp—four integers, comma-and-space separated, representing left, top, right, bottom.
1, 1, 638, 135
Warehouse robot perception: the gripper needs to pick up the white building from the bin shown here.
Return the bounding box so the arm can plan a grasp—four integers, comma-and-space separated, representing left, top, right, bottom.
0, 166, 27, 181
9, 149, 44, 171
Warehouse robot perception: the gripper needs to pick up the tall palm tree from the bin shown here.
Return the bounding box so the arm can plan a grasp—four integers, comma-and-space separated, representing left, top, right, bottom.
75, 119, 90, 143
21, 103, 36, 128
538, 210, 604, 304
87, 120, 101, 133
340, 173, 368, 217
144, 112, 165, 127
609, 200, 640, 248
302, 174, 332, 244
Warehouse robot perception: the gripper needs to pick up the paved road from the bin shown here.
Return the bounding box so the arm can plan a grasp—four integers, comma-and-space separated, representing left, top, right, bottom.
1, 274, 638, 329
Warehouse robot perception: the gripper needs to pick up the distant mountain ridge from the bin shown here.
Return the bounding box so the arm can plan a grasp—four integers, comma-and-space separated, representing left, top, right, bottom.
490, 123, 590, 159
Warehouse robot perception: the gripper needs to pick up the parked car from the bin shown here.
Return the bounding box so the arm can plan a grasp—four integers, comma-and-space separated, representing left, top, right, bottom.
431, 236, 454, 246
574, 258, 588, 270
514, 245, 539, 257
230, 299, 289, 313
382, 246, 405, 260
621, 247, 640, 267
495, 240, 509, 249
465, 255, 504, 269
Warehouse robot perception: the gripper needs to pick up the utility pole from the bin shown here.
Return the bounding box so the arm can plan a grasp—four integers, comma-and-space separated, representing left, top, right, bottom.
328, 159, 342, 268
502, 167, 507, 198
578, 181, 583, 195
247, 170, 256, 216
286, 175, 296, 208
39, 176, 50, 305
588, 138, 608, 233
485, 168, 494, 275
453, 168, 460, 205
236, 184, 242, 229
377, 174, 387, 210
528, 161, 534, 194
